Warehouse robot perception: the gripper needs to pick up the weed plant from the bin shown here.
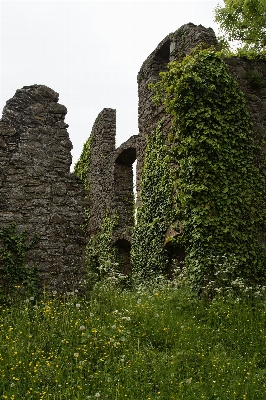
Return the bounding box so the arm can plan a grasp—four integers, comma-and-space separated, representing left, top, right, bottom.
0, 272, 266, 399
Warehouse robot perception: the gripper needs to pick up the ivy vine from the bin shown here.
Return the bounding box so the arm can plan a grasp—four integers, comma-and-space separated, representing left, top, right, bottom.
74, 135, 92, 191
148, 47, 266, 291
131, 121, 175, 278
86, 212, 119, 282
74, 135, 92, 230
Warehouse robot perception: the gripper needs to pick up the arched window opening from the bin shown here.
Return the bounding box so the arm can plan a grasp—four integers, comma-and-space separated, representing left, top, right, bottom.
152, 39, 171, 78
155, 39, 170, 62
113, 239, 132, 275
114, 147, 137, 231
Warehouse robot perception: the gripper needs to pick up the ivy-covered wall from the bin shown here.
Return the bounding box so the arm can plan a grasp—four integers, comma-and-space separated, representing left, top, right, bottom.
133, 23, 266, 288
136, 24, 219, 210
149, 48, 266, 289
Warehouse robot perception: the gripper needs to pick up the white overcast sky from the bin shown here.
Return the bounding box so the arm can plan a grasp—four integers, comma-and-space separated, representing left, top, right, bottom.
1, 0, 221, 169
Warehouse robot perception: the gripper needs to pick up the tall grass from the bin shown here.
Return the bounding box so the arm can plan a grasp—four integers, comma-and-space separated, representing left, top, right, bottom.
0, 280, 266, 399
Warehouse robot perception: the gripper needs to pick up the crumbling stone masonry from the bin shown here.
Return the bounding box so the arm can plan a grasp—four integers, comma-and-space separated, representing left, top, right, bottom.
1, 23, 266, 286
87, 108, 139, 273
0, 85, 87, 289
87, 108, 116, 238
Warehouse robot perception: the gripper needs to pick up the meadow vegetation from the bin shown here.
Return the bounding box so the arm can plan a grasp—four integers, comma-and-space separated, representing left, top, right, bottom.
1, 270, 266, 400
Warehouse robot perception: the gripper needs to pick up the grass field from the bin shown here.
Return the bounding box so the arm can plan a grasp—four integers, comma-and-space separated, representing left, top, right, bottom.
0, 279, 266, 399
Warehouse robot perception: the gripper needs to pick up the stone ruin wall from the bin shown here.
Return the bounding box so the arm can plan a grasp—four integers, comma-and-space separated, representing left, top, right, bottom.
87, 108, 116, 238
1, 24, 266, 286
0, 85, 87, 290
225, 57, 266, 160
87, 108, 139, 273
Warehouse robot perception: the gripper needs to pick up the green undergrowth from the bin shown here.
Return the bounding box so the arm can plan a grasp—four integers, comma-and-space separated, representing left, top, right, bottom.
0, 223, 40, 301
1, 281, 266, 399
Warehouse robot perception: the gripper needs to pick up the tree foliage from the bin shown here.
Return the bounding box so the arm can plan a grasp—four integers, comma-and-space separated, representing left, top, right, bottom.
214, 0, 266, 51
